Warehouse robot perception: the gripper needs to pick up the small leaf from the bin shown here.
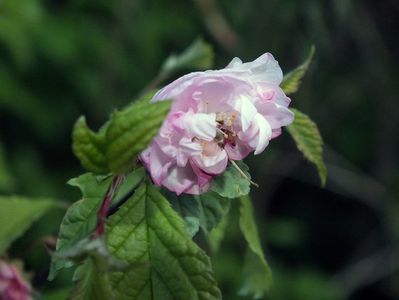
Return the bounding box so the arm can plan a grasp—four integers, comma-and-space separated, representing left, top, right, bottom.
105, 96, 171, 174
170, 193, 201, 237
161, 38, 214, 75
72, 117, 110, 174
0, 196, 55, 254
69, 256, 115, 300
49, 168, 145, 280
106, 181, 221, 300
239, 196, 272, 299
281, 46, 315, 95
72, 92, 171, 174
207, 214, 229, 253
211, 161, 251, 199
172, 191, 231, 237
287, 108, 327, 186
195, 192, 231, 234
54, 237, 128, 271
68, 237, 141, 300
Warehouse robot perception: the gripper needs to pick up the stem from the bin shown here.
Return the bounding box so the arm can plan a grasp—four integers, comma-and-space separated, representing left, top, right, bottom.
95, 175, 124, 236
230, 160, 259, 187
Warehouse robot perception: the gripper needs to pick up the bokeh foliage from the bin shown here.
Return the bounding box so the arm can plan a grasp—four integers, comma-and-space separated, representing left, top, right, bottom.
0, 0, 398, 299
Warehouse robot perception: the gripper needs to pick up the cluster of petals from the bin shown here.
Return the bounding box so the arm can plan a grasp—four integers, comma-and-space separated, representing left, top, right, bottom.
141, 53, 294, 195
0, 260, 32, 300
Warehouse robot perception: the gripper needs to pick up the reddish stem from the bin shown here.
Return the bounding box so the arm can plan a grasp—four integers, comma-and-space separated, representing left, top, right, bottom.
95, 175, 124, 236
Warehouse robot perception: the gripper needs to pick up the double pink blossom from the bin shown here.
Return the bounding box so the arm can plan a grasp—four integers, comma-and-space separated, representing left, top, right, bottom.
141, 53, 294, 195
0, 260, 32, 300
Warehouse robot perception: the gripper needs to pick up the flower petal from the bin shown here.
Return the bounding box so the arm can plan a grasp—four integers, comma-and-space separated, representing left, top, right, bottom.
235, 95, 257, 132
182, 112, 217, 140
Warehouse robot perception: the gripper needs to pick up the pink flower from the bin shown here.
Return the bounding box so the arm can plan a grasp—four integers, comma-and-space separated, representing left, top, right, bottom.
0, 260, 32, 300
141, 53, 293, 195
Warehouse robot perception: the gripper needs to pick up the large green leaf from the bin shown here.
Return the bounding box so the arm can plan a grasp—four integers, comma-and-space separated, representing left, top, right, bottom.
287, 108, 327, 186
106, 181, 221, 300
72, 92, 171, 174
0, 196, 55, 254
281, 46, 315, 95
49, 168, 145, 280
172, 191, 231, 237
161, 38, 214, 75
211, 161, 251, 199
239, 196, 272, 299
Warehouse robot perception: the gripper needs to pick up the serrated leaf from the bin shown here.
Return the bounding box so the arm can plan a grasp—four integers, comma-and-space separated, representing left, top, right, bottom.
72, 92, 171, 174
287, 108, 327, 186
211, 161, 251, 199
172, 191, 231, 237
0, 196, 55, 254
281, 46, 315, 95
72, 117, 110, 174
239, 196, 272, 299
161, 38, 214, 75
48, 173, 110, 280
49, 168, 145, 280
106, 181, 221, 300
105, 97, 171, 174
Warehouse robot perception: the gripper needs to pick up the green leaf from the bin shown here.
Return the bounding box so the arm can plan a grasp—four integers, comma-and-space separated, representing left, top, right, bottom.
281, 46, 315, 95
59, 237, 137, 300
161, 38, 214, 75
195, 192, 231, 234
105, 97, 171, 174
49, 168, 145, 280
48, 173, 110, 280
72, 117, 110, 174
287, 108, 327, 186
106, 181, 221, 300
0, 196, 55, 254
171, 193, 201, 237
239, 196, 272, 299
211, 161, 251, 199
207, 214, 229, 254
172, 191, 231, 237
69, 255, 115, 300
54, 237, 128, 271
72, 92, 171, 174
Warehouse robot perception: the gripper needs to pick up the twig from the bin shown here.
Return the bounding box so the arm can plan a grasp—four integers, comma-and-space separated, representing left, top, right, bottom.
95, 175, 125, 236
193, 0, 239, 51
230, 160, 259, 187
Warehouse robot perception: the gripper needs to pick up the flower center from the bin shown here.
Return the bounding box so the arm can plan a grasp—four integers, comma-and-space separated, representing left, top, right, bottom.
215, 111, 238, 147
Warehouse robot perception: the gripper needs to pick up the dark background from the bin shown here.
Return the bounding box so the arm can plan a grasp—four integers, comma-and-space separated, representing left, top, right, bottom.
0, 0, 398, 299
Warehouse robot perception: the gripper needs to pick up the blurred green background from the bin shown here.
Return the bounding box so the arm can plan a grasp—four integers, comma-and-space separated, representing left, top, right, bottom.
0, 0, 398, 299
